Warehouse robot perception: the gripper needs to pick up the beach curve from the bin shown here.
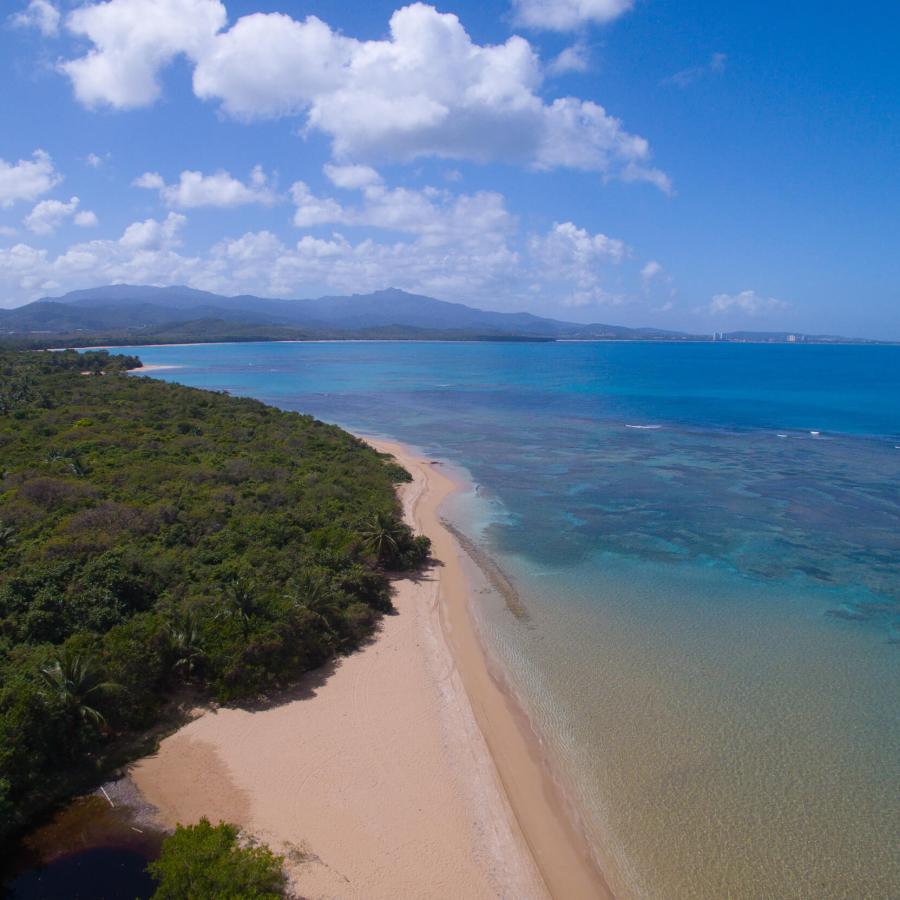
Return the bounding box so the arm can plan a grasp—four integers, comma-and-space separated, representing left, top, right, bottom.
129, 436, 609, 898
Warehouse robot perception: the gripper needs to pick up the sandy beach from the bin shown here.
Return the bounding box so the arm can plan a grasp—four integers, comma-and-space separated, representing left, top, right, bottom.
130, 438, 609, 899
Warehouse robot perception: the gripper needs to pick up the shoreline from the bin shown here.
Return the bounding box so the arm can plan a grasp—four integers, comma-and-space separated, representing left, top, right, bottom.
131, 363, 184, 372
129, 438, 553, 898
369, 439, 613, 900
128, 435, 611, 898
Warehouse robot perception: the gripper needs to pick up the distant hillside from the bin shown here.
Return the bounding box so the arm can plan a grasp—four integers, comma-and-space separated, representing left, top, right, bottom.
0, 285, 688, 345
0, 284, 884, 346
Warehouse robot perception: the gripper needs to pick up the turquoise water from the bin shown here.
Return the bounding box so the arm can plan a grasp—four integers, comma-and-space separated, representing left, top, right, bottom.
127, 341, 900, 899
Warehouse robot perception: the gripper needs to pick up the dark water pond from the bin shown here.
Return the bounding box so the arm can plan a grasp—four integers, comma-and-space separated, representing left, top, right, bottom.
3, 847, 156, 899
2, 790, 164, 900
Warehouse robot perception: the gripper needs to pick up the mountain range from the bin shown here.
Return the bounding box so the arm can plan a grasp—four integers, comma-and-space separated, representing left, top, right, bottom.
0, 284, 870, 346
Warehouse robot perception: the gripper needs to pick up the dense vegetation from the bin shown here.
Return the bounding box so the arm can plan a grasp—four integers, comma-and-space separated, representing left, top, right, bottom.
148, 819, 286, 899
0, 350, 428, 841
0, 321, 555, 350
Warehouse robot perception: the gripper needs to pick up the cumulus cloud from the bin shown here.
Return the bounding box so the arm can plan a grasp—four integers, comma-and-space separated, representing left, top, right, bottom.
512, 0, 633, 31
529, 220, 627, 306
75, 210, 99, 228
208, 224, 522, 301
24, 196, 80, 235
547, 43, 591, 75
663, 52, 727, 88
133, 166, 277, 208
120, 212, 186, 250
533, 220, 626, 265
61, 0, 227, 109
291, 172, 515, 250
0, 213, 196, 300
10, 0, 60, 37
0, 191, 639, 313
705, 290, 787, 316
323, 164, 383, 190
0, 219, 516, 307
0, 150, 62, 208
58, 2, 667, 188
85, 152, 108, 168
290, 182, 345, 227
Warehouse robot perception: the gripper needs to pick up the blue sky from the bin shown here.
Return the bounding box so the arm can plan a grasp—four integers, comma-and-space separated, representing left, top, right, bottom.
1, 0, 897, 337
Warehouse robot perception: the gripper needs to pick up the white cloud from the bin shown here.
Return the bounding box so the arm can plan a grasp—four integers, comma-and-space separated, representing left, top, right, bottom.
323, 164, 383, 190
529, 220, 627, 306
620, 161, 673, 195
75, 210, 99, 228
705, 290, 787, 316
533, 220, 626, 265
640, 259, 675, 301
61, 0, 227, 109
59, 2, 667, 188
192, 11, 352, 119
1, 168, 638, 314
0, 202, 628, 312
290, 182, 345, 227
133, 172, 165, 191
23, 197, 98, 235
207, 225, 522, 302
663, 52, 727, 88
85, 152, 108, 168
0, 226, 18, 239
291, 174, 516, 250
133, 166, 277, 208
547, 43, 590, 75
511, 0, 633, 31
22, 197, 99, 236
24, 196, 83, 235
10, 0, 60, 37
0, 150, 62, 208
641, 260, 663, 281
120, 212, 186, 249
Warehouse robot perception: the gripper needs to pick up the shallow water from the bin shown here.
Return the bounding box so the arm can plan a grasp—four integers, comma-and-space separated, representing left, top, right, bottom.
126, 341, 900, 898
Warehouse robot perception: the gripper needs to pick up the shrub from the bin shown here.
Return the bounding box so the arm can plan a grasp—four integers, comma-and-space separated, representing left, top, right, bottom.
147, 818, 286, 899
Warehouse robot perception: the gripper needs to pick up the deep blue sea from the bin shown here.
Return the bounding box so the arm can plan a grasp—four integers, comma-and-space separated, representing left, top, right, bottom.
125, 341, 900, 899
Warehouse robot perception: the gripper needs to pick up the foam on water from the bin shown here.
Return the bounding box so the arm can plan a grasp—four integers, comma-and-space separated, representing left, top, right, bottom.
125, 340, 900, 898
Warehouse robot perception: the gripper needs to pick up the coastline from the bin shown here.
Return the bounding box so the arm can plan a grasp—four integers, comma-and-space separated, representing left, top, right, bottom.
131, 363, 183, 372
370, 440, 613, 900
130, 437, 569, 898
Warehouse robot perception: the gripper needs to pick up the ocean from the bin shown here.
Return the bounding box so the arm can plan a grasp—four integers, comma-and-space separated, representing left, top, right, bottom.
124, 340, 900, 899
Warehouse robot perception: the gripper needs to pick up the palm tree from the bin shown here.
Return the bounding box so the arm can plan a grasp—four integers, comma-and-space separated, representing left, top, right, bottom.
288, 572, 339, 641
39, 649, 119, 749
219, 578, 261, 634
0, 521, 14, 550
46, 451, 86, 477
360, 511, 405, 567
169, 611, 205, 680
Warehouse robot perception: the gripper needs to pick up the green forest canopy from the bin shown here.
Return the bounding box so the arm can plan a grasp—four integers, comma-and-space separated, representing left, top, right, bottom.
0, 350, 428, 840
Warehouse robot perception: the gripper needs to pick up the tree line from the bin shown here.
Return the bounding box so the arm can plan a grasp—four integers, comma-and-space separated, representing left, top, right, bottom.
0, 350, 428, 841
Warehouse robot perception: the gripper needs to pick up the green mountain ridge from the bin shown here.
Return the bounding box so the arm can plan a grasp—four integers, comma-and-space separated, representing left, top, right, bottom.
0, 285, 881, 345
